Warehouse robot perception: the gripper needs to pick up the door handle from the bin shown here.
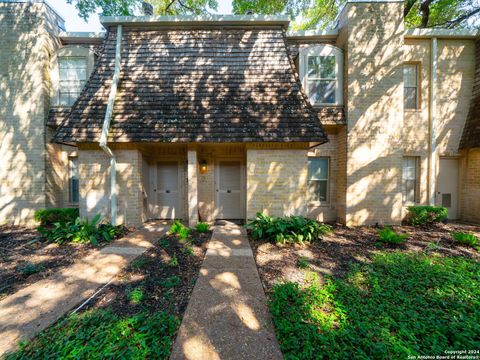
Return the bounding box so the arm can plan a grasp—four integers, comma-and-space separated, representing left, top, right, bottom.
166, 190, 170, 194
227, 190, 231, 193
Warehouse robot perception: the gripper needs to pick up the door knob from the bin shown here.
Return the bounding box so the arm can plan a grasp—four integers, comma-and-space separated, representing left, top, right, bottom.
166, 190, 170, 194
227, 190, 231, 193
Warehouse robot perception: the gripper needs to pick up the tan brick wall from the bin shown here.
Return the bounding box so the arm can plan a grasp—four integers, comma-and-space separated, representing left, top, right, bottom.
340, 1, 405, 226
459, 149, 480, 223
246, 149, 308, 219
79, 148, 143, 226
0, 2, 62, 225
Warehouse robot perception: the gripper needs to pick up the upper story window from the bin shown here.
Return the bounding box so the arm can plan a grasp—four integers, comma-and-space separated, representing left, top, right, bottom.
58, 57, 87, 106
300, 45, 344, 106
404, 64, 419, 110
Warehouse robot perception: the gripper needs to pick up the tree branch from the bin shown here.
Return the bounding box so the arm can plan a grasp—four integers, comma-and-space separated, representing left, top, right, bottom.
404, 0, 417, 18
445, 7, 480, 28
177, 0, 195, 12
419, 0, 434, 27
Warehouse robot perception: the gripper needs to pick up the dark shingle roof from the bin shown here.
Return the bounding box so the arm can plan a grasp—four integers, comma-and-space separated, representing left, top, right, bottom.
54, 25, 328, 144
47, 107, 71, 128
460, 39, 480, 149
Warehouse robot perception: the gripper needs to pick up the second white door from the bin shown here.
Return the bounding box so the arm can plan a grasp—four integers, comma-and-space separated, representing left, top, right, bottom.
216, 160, 243, 219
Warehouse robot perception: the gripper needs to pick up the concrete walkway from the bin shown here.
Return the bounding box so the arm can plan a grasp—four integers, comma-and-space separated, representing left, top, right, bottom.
0, 221, 169, 356
170, 222, 283, 360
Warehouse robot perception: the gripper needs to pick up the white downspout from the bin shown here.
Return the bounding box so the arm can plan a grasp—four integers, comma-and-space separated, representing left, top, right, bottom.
428, 37, 437, 206
99, 25, 122, 225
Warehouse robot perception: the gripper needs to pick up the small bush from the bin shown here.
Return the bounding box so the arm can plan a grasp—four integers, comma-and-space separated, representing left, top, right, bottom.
160, 276, 180, 288
128, 287, 144, 304
131, 257, 148, 270
181, 246, 194, 257
377, 226, 408, 244
167, 254, 178, 267
34, 208, 79, 226
178, 227, 191, 240
37, 214, 124, 246
169, 220, 186, 234
452, 231, 479, 250
407, 206, 448, 226
158, 238, 170, 248
196, 222, 210, 233
246, 213, 332, 244
297, 257, 310, 269
17, 263, 45, 276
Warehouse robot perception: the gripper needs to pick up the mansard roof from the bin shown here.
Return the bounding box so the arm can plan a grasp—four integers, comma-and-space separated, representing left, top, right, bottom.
54, 21, 329, 144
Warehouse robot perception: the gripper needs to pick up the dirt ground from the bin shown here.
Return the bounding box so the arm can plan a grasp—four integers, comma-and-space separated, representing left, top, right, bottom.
81, 229, 211, 318
251, 222, 480, 291
0, 225, 129, 300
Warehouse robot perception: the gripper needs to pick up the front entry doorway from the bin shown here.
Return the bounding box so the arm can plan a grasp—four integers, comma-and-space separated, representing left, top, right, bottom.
215, 160, 244, 220
150, 161, 182, 219
436, 158, 459, 219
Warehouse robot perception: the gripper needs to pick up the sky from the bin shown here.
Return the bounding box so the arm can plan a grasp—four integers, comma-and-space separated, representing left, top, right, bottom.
48, 0, 234, 32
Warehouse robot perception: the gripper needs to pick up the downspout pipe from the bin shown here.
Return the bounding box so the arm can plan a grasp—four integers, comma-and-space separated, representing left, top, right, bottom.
428, 37, 437, 206
99, 24, 122, 225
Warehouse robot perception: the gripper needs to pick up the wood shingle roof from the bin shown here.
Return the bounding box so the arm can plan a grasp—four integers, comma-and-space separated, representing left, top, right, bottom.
54, 25, 328, 144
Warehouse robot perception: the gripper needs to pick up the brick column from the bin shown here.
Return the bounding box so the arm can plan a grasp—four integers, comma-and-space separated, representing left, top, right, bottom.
187, 149, 199, 227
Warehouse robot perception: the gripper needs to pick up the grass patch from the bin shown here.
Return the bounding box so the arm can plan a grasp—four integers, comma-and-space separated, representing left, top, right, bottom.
297, 257, 310, 269
269, 252, 480, 359
452, 231, 479, 251
127, 287, 144, 305
160, 276, 181, 288
167, 254, 179, 267
17, 263, 45, 276
5, 309, 179, 359
130, 257, 149, 271
195, 222, 210, 233
377, 226, 408, 244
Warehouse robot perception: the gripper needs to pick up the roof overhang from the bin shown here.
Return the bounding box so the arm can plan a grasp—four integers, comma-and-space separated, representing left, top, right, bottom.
100, 14, 290, 28
405, 28, 479, 39
286, 29, 338, 41
59, 32, 106, 44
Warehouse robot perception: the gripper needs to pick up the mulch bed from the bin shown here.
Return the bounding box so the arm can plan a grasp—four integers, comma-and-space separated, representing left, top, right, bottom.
251, 222, 480, 291
0, 225, 130, 300
79, 229, 211, 319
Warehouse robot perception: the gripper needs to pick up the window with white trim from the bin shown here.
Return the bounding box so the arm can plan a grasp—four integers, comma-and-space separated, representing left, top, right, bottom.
403, 156, 419, 203
308, 157, 329, 202
68, 156, 79, 203
404, 64, 419, 109
300, 45, 343, 106
58, 57, 87, 106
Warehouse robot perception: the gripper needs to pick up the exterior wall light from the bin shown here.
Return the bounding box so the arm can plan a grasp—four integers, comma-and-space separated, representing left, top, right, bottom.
200, 159, 208, 173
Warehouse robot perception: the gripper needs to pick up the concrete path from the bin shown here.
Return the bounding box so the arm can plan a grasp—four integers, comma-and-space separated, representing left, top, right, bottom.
170, 222, 283, 360
0, 221, 169, 356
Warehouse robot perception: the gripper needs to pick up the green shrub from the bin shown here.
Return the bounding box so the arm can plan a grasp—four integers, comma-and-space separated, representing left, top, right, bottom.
196, 222, 210, 233
37, 214, 124, 246
269, 252, 480, 359
297, 257, 310, 269
377, 226, 408, 244
128, 287, 144, 304
169, 220, 186, 234
246, 213, 332, 244
181, 246, 195, 257
17, 263, 45, 276
131, 257, 149, 270
5, 309, 179, 359
452, 231, 479, 250
407, 206, 448, 226
178, 227, 191, 240
167, 254, 178, 267
160, 276, 181, 288
34, 208, 79, 226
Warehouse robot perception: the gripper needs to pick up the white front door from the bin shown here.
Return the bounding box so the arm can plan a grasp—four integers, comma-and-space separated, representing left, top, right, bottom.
151, 161, 181, 219
436, 158, 459, 219
216, 160, 243, 219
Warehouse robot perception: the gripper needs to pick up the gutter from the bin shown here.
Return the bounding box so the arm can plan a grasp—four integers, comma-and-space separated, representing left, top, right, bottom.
99, 25, 122, 225
428, 37, 438, 206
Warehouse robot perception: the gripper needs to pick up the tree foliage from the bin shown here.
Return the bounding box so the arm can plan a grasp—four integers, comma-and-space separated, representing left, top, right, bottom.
69, 0, 479, 30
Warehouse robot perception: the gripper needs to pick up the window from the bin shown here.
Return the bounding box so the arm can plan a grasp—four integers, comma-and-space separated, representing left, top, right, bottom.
308, 157, 329, 202
404, 64, 419, 109
58, 57, 87, 106
403, 157, 419, 203
300, 45, 343, 106
68, 157, 79, 203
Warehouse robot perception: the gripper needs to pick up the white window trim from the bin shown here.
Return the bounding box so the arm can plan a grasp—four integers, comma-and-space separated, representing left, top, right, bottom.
308, 156, 330, 205
299, 44, 344, 107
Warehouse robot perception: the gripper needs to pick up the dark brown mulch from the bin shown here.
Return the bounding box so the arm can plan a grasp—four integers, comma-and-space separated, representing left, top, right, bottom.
0, 225, 129, 300
251, 222, 480, 291
80, 229, 211, 319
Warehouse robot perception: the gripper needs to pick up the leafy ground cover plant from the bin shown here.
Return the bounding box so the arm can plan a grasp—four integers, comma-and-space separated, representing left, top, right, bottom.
406, 206, 448, 226
34, 208, 79, 226
246, 213, 332, 244
297, 257, 310, 269
127, 287, 144, 305
37, 214, 125, 246
377, 226, 408, 244
196, 222, 210, 233
17, 262, 45, 276
6, 309, 178, 360
269, 252, 480, 359
452, 231, 479, 251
